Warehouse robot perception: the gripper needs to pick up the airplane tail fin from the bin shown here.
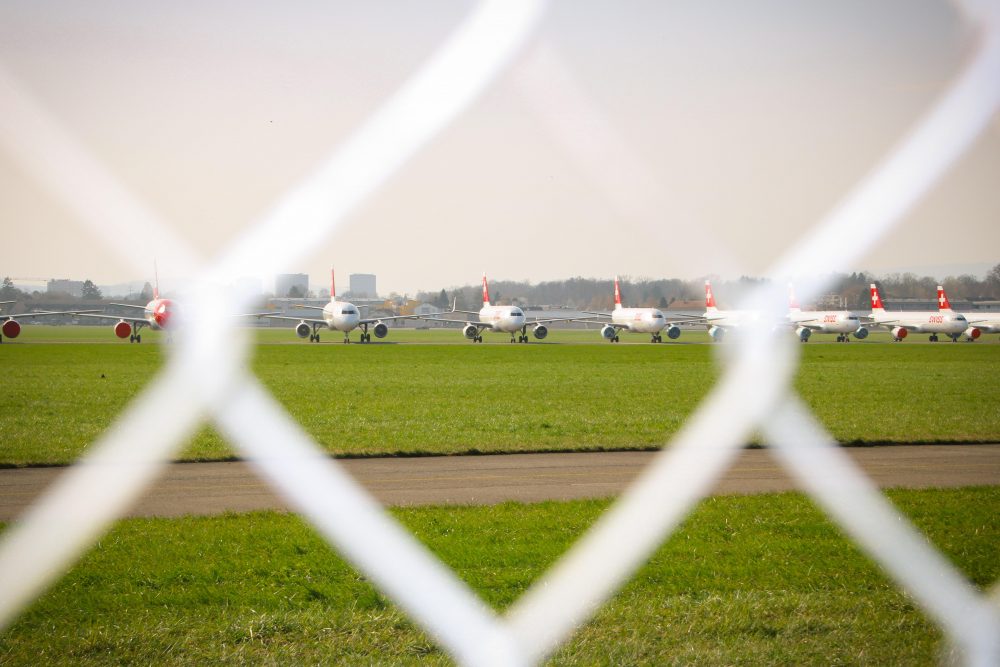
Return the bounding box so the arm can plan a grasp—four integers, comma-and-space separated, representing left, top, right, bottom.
704, 280, 717, 312
788, 283, 800, 312
330, 267, 337, 301
937, 285, 952, 311
613, 276, 623, 311
870, 283, 885, 312
153, 259, 160, 300
482, 273, 491, 306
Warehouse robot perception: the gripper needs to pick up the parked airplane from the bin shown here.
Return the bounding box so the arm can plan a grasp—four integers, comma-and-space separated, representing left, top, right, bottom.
72, 270, 178, 343
1, 302, 85, 343
701, 280, 763, 342
420, 274, 574, 343
869, 283, 971, 342
787, 284, 868, 342
936, 285, 985, 342
576, 276, 694, 343
256, 269, 416, 343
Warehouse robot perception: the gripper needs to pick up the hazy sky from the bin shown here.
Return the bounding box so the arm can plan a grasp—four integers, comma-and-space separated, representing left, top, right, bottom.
0, 1, 997, 295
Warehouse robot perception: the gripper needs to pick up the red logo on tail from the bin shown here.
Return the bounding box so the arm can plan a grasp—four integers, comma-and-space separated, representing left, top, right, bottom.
870, 284, 884, 309
705, 281, 717, 309
937, 286, 951, 310
614, 276, 622, 307
482, 274, 490, 305
331, 267, 337, 299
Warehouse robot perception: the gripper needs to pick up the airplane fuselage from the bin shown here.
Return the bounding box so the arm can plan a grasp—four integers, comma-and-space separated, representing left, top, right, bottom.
478, 305, 526, 333
870, 310, 968, 335
322, 300, 362, 332
788, 310, 863, 335
143, 298, 177, 331
611, 307, 667, 334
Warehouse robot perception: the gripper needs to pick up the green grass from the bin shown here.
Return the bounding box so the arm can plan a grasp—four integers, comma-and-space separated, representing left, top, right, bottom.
0, 487, 996, 664
0, 326, 998, 464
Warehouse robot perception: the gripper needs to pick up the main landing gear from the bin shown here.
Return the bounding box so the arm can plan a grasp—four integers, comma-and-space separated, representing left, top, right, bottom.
128, 323, 145, 343
650, 334, 662, 343
511, 332, 529, 343
835, 335, 851, 342
357, 323, 372, 343
929, 334, 939, 342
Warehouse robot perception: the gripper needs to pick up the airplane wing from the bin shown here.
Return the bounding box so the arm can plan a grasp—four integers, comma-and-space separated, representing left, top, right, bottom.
71, 312, 149, 325
2, 309, 95, 320
254, 314, 327, 325
358, 313, 424, 325
108, 302, 150, 311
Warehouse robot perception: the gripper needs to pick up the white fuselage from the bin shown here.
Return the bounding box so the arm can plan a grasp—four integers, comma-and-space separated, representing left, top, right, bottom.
322, 300, 362, 332
479, 305, 526, 333
703, 309, 759, 330
788, 310, 863, 334
870, 310, 968, 335
612, 307, 667, 334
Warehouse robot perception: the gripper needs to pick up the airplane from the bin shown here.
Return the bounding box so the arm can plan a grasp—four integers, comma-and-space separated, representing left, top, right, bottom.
1, 301, 87, 343
256, 268, 416, 343
868, 283, 971, 342
574, 276, 694, 343
786, 284, 869, 342
419, 274, 575, 343
701, 280, 762, 342
71, 269, 178, 343
935, 285, 988, 342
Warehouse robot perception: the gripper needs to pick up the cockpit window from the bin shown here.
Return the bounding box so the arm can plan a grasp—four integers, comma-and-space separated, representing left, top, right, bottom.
342, 308, 358, 315
653, 313, 664, 319
511, 309, 523, 316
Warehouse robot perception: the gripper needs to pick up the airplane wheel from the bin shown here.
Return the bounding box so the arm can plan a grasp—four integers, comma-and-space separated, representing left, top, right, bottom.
136, 334, 141, 343
129, 335, 135, 343
614, 336, 620, 343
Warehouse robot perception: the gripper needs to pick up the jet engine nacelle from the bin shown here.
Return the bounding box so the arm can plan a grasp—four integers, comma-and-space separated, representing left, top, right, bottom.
708, 325, 725, 342
891, 326, 908, 341
964, 326, 981, 341
2, 319, 21, 339
600, 324, 617, 340
853, 326, 869, 340
373, 321, 389, 338
463, 324, 479, 339
533, 324, 548, 340
113, 320, 132, 339
295, 321, 311, 339
796, 326, 812, 342
665, 325, 681, 340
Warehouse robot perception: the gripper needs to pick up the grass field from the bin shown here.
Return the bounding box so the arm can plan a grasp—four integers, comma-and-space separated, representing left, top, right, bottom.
1, 325, 998, 465
0, 486, 996, 664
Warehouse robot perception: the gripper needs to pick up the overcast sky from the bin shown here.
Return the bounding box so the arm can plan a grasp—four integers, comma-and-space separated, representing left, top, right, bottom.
0, 1, 997, 295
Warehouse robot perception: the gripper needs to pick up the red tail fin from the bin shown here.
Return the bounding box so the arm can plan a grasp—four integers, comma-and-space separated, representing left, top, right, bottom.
870, 284, 885, 310
482, 273, 490, 306
936, 285, 951, 310
153, 259, 160, 300
330, 267, 336, 300
788, 283, 800, 311
705, 281, 717, 310
613, 276, 622, 310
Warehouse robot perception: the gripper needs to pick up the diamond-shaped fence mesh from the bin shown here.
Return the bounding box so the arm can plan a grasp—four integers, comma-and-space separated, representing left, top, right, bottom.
1, 1, 998, 665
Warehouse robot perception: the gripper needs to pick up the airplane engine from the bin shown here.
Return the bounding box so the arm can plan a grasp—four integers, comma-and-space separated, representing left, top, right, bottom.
891, 326, 908, 341
373, 322, 389, 338
708, 325, 725, 342
853, 326, 869, 340
462, 324, 479, 339
532, 324, 548, 340
295, 321, 311, 338
964, 326, 981, 341
600, 324, 617, 340
113, 320, 131, 339
1, 319, 21, 339
796, 326, 812, 342
665, 325, 681, 340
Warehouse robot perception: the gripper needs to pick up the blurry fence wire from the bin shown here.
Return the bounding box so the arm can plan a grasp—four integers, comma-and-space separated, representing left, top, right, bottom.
1, 1, 999, 665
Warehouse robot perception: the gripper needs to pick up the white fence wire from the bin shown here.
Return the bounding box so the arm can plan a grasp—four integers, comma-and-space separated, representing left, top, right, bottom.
1, 1, 999, 665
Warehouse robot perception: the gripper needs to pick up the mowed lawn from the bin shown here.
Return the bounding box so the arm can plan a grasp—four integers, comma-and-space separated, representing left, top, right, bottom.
0, 326, 998, 465
0, 487, 996, 664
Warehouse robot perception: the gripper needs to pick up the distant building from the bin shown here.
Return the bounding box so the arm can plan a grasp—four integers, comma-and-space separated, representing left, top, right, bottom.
46, 279, 84, 297
275, 273, 309, 298
349, 273, 377, 298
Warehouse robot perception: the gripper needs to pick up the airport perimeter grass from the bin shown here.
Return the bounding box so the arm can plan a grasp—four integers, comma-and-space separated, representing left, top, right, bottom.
1, 326, 998, 464
0, 486, 996, 664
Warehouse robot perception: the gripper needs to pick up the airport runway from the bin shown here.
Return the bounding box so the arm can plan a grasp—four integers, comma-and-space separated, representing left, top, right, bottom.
1, 444, 998, 519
